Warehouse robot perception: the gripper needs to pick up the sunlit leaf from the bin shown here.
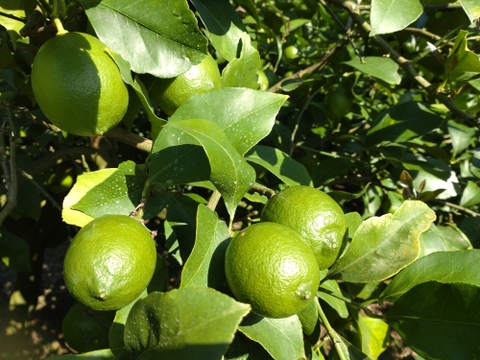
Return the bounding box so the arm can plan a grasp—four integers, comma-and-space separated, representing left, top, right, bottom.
460, 0, 480, 23
327, 201, 436, 283
370, 0, 423, 35
445, 30, 480, 82
344, 56, 401, 84
358, 314, 389, 359
79, 0, 207, 78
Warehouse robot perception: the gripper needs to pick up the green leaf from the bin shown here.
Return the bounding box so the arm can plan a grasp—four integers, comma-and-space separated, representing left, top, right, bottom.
380, 249, 480, 302
357, 314, 389, 359
150, 119, 256, 216
245, 145, 312, 186
72, 161, 147, 219
45, 348, 116, 359
79, 0, 207, 78
0, 229, 30, 271
221, 37, 262, 89
239, 313, 305, 360
445, 30, 480, 82
124, 288, 250, 359
448, 119, 475, 155
460, 0, 480, 23
344, 56, 401, 85
170, 88, 288, 155
180, 205, 230, 289
318, 275, 349, 319
366, 102, 444, 145
62, 168, 117, 227
191, 0, 248, 61
419, 223, 472, 257
460, 180, 480, 207
327, 200, 436, 283
370, 0, 423, 35
385, 281, 480, 359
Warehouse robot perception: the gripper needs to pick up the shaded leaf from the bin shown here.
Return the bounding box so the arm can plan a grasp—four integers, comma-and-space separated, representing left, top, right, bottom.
460, 180, 480, 207
245, 145, 312, 186
380, 249, 480, 302
385, 281, 480, 359
445, 30, 480, 82
366, 102, 444, 145
150, 119, 255, 217
170, 88, 288, 155
418, 223, 472, 257
180, 205, 230, 289
239, 313, 305, 360
191, 0, 248, 61
72, 161, 147, 219
80, 0, 207, 78
124, 288, 250, 359
370, 0, 423, 35
448, 119, 475, 155
0, 229, 30, 271
62, 169, 117, 227
327, 201, 436, 283
344, 56, 401, 85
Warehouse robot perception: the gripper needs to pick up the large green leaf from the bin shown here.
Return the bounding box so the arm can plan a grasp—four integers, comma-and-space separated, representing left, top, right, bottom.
245, 145, 312, 186
45, 348, 116, 359
191, 0, 248, 61
366, 102, 444, 145
327, 201, 436, 283
370, 0, 423, 35
79, 0, 207, 78
72, 161, 147, 219
344, 56, 401, 85
124, 288, 250, 359
149, 119, 256, 216
460, 180, 480, 207
380, 249, 480, 302
448, 119, 475, 156
170, 88, 288, 155
180, 205, 230, 289
239, 313, 305, 360
385, 281, 480, 359
460, 0, 480, 25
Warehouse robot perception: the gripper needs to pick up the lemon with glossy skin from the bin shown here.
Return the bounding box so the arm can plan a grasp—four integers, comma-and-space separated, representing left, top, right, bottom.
152, 54, 221, 116
63, 215, 156, 311
225, 222, 320, 318
261, 185, 347, 270
31, 32, 129, 136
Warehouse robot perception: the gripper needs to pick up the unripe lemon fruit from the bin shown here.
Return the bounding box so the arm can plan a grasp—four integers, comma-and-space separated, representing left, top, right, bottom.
62, 302, 114, 353
31, 32, 129, 136
152, 54, 221, 116
325, 87, 353, 118
261, 185, 347, 270
225, 222, 320, 318
63, 215, 157, 311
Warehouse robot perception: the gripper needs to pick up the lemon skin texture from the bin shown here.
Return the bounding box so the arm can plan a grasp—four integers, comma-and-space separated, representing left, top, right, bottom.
31, 32, 129, 136
63, 215, 157, 311
225, 222, 321, 319
152, 54, 221, 116
62, 302, 115, 353
261, 185, 347, 270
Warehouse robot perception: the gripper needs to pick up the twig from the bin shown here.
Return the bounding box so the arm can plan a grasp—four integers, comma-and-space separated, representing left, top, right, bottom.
326, 0, 479, 129
0, 106, 18, 226
403, 27, 456, 48
268, 39, 348, 93
104, 126, 153, 153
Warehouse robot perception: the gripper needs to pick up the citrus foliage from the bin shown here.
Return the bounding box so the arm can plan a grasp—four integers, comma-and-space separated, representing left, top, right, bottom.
2, 0, 480, 359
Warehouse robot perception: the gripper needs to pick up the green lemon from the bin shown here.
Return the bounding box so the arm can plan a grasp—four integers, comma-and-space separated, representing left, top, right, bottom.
325, 87, 353, 118
31, 32, 129, 136
152, 54, 221, 116
63, 215, 157, 311
225, 222, 320, 318
284, 45, 299, 59
261, 185, 347, 270
62, 302, 115, 353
